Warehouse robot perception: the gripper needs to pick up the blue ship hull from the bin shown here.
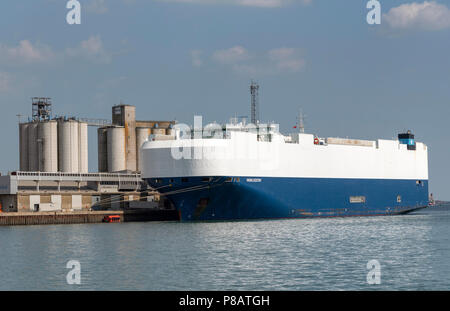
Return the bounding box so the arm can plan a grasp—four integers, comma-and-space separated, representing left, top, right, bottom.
146, 177, 429, 221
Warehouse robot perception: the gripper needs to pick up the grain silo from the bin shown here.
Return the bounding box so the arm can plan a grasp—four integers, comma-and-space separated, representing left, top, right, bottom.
97, 127, 108, 173
78, 122, 88, 173
58, 120, 79, 173
27, 122, 39, 171
97, 103, 176, 173
38, 120, 58, 172
136, 127, 151, 172
18, 98, 91, 173
112, 105, 136, 172
107, 126, 126, 172
20, 119, 88, 173
19, 123, 30, 171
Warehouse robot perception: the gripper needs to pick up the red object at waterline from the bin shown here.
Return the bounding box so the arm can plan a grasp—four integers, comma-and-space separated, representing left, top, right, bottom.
103, 215, 121, 223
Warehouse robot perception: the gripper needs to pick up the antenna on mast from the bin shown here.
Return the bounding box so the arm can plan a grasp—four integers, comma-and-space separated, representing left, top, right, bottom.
297, 109, 305, 133
250, 80, 260, 125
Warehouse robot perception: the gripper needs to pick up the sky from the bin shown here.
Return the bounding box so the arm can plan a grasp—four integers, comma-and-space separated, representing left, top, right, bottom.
0, 0, 449, 198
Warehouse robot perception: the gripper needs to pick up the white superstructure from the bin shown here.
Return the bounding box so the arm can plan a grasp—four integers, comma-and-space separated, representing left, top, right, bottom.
141, 123, 428, 181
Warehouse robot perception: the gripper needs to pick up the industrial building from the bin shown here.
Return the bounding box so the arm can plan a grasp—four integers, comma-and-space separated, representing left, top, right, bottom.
19, 98, 88, 173
98, 104, 175, 173
0, 171, 149, 213
0, 98, 176, 214
19, 99, 175, 174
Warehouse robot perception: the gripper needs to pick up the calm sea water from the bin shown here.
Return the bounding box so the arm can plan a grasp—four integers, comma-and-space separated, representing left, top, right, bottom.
0, 206, 449, 291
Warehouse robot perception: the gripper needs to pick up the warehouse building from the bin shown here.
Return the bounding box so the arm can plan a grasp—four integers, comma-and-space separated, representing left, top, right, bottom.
0, 171, 156, 213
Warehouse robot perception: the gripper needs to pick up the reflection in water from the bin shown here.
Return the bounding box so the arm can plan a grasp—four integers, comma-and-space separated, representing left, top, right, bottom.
0, 207, 449, 290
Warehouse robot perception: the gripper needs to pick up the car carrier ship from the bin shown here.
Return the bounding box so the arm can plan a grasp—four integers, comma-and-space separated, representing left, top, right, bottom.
140, 118, 429, 221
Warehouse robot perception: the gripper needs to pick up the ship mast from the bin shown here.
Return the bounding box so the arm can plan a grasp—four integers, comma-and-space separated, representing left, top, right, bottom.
297, 109, 305, 133
250, 81, 260, 125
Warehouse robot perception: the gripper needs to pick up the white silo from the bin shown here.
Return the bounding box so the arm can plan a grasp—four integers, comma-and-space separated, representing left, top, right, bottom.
38, 120, 58, 172
107, 126, 126, 172
136, 127, 151, 172
27, 122, 39, 171
58, 120, 79, 173
78, 122, 88, 173
19, 123, 29, 171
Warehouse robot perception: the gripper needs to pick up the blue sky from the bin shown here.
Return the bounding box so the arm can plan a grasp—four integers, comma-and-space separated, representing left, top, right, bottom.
0, 0, 449, 198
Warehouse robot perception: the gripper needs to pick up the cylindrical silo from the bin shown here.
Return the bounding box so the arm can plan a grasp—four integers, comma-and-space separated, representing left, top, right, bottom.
27, 122, 39, 171
136, 127, 151, 172
19, 123, 30, 171
97, 127, 108, 173
78, 122, 88, 173
166, 128, 174, 136
151, 128, 166, 135
107, 127, 126, 172
58, 120, 79, 173
38, 120, 58, 172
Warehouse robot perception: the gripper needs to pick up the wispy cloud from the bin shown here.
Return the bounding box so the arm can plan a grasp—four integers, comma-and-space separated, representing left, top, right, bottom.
384, 1, 450, 31
156, 0, 311, 8
0, 36, 113, 66
0, 40, 55, 65
212, 46, 250, 64
190, 50, 204, 67
65, 35, 112, 64
200, 46, 305, 75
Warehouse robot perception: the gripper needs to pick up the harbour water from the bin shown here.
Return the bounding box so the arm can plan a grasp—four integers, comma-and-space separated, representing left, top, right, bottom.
0, 205, 449, 290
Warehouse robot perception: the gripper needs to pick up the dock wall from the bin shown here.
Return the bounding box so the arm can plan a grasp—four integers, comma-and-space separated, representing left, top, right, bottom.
0, 209, 179, 226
